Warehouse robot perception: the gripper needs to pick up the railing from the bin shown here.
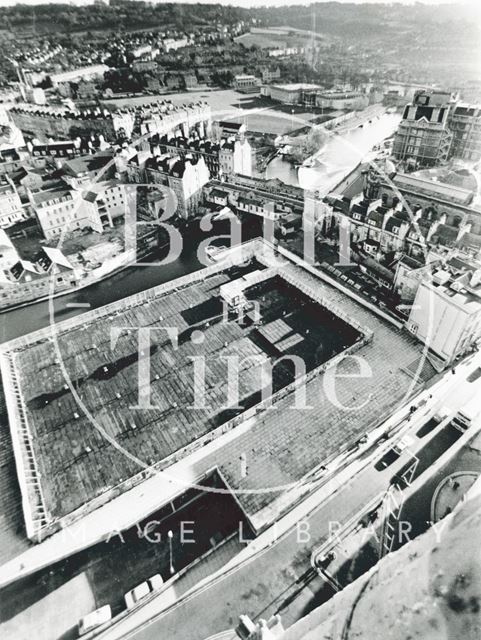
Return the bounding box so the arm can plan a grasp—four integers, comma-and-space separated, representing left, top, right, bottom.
0, 351, 48, 541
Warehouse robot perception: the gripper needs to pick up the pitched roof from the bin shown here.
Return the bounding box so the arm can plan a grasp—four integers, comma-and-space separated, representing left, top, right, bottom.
432, 223, 458, 245
409, 219, 432, 239
218, 121, 243, 130
363, 255, 395, 282
41, 247, 74, 270
458, 232, 481, 250
399, 254, 425, 269
31, 186, 73, 207
210, 188, 229, 199
367, 206, 388, 227
385, 216, 409, 234
350, 201, 369, 219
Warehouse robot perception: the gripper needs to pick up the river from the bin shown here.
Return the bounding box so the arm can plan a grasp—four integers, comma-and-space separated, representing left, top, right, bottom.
1, 113, 400, 342
265, 112, 401, 191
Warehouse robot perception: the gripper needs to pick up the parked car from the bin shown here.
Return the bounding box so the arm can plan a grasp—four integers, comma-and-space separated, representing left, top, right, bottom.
393, 434, 414, 455
124, 574, 164, 609
78, 605, 112, 636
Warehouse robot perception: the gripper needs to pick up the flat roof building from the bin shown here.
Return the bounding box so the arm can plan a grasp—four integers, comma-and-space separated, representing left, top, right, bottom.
407, 268, 481, 368
0, 240, 433, 554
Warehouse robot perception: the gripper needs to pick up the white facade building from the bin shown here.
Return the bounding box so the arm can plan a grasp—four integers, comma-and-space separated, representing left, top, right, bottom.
145, 155, 210, 219
49, 65, 109, 87
0, 177, 25, 228
219, 138, 252, 177
407, 268, 481, 366
315, 91, 369, 110
234, 75, 260, 93
29, 184, 110, 240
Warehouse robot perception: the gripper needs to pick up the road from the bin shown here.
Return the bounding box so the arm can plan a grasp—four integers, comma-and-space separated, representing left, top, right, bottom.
0, 475, 250, 640
91, 350, 481, 640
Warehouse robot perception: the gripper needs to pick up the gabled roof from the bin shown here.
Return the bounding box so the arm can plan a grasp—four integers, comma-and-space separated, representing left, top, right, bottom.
40, 247, 74, 270
385, 216, 408, 234
363, 255, 395, 282
210, 188, 229, 199
408, 219, 432, 239
458, 232, 481, 250
392, 173, 474, 207
392, 209, 411, 223
10, 259, 41, 280
367, 206, 388, 227
431, 223, 458, 245
218, 121, 243, 130
63, 151, 114, 178
30, 185, 73, 207
350, 201, 368, 219
398, 254, 425, 270
447, 255, 477, 272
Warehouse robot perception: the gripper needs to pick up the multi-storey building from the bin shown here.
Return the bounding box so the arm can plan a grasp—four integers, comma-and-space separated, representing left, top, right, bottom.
360, 166, 481, 259
10, 105, 135, 142
260, 67, 281, 84
315, 90, 369, 111
218, 138, 252, 177
262, 83, 323, 105
151, 134, 252, 179
26, 136, 110, 168
0, 176, 25, 228
393, 91, 481, 165
407, 267, 481, 367
0, 228, 20, 271
448, 103, 481, 161
143, 155, 210, 219
234, 75, 260, 93
137, 101, 212, 140
392, 91, 454, 167
28, 181, 116, 240
48, 64, 109, 87
212, 120, 246, 141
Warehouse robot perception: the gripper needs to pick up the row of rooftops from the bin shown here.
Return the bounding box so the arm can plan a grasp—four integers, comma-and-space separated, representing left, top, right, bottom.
9, 99, 210, 122
151, 134, 245, 156
390, 173, 479, 210
350, 196, 481, 251
144, 153, 206, 179
207, 184, 302, 216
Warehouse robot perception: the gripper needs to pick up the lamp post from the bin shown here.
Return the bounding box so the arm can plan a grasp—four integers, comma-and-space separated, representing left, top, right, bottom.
167, 529, 174, 575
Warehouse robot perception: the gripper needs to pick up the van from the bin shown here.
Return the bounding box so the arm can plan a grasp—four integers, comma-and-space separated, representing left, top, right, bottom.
124, 574, 163, 609
78, 605, 112, 636
392, 434, 414, 455
452, 396, 481, 432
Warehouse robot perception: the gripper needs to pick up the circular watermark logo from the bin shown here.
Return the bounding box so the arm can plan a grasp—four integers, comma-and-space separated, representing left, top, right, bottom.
43, 98, 441, 513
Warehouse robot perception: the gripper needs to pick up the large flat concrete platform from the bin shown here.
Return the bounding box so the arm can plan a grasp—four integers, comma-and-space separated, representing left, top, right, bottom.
0, 240, 433, 559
